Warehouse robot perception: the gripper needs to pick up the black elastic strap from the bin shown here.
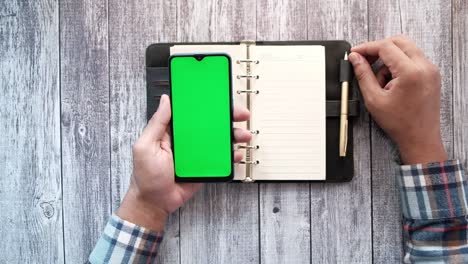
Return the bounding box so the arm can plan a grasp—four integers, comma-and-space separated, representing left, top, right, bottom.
339, 60, 352, 82
326, 100, 360, 117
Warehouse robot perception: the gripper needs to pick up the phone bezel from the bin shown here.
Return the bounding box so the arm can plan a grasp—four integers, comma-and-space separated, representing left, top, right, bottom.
168, 53, 235, 183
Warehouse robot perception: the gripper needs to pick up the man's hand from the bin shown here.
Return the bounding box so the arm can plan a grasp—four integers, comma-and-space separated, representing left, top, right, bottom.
117, 94, 251, 231
349, 35, 448, 164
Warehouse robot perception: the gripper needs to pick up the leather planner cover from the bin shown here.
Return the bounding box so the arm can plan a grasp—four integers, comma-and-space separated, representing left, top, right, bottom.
145, 40, 360, 182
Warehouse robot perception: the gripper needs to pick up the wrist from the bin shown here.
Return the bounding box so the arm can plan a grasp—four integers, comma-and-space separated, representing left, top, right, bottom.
398, 138, 448, 165
117, 185, 167, 232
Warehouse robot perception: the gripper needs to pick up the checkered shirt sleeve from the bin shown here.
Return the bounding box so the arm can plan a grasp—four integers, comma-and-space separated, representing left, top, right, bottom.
89, 214, 163, 264
398, 160, 468, 263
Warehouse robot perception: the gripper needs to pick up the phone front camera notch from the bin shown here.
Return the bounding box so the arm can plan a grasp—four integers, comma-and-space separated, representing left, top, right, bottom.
195, 54, 205, 61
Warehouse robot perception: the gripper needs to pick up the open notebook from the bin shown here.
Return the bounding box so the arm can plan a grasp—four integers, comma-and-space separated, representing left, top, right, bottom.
170, 43, 326, 181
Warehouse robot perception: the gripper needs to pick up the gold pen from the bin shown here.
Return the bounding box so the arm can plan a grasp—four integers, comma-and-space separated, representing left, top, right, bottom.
339, 52, 349, 157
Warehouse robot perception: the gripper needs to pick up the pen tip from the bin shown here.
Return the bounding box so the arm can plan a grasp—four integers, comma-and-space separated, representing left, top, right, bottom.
344, 52, 348, 60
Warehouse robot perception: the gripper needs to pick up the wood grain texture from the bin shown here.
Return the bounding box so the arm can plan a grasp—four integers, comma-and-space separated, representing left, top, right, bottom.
256, 0, 311, 263
180, 184, 259, 264
108, 1, 179, 262
0, 1, 63, 263
307, 1, 372, 263
367, 2, 405, 262
176, 1, 259, 263
60, 0, 111, 262
454, 0, 468, 172
368, 1, 453, 262
2, 0, 460, 262
259, 183, 310, 264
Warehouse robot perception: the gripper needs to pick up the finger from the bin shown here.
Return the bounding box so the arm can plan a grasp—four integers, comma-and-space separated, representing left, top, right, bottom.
348, 52, 383, 101
376, 65, 391, 87
160, 133, 171, 152
233, 105, 250, 122
383, 78, 399, 91
389, 35, 425, 60
234, 150, 243, 163
140, 94, 171, 144
351, 40, 414, 76
234, 128, 252, 143
162, 126, 171, 144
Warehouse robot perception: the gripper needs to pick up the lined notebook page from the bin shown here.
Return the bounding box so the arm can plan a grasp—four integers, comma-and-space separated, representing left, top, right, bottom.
250, 45, 326, 180
170, 45, 247, 180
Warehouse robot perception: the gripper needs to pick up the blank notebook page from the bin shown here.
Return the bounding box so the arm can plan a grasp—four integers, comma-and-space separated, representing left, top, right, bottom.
250, 45, 326, 180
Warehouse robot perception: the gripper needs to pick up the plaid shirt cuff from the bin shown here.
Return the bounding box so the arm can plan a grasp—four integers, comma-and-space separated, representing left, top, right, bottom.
89, 214, 163, 264
398, 160, 468, 220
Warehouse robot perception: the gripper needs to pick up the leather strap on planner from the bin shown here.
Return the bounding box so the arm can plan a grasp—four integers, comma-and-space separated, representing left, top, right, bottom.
339, 59, 352, 82
146, 67, 169, 121
326, 100, 359, 117
147, 67, 359, 118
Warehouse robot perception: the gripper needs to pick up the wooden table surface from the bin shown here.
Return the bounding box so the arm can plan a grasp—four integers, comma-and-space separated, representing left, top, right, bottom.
1, 0, 467, 263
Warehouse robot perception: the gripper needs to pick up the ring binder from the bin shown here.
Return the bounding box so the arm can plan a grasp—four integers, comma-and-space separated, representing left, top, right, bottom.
237, 145, 260, 150
237, 74, 259, 79
237, 90, 259, 94
242, 176, 254, 183
239, 160, 260, 165
250, 130, 260, 134
237, 59, 259, 64
238, 40, 260, 182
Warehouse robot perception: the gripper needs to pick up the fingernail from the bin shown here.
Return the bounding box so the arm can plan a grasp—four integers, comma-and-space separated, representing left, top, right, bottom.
348, 52, 360, 64
157, 94, 167, 111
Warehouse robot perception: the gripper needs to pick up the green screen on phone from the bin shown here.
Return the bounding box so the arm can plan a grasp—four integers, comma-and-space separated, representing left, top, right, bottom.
169, 54, 233, 180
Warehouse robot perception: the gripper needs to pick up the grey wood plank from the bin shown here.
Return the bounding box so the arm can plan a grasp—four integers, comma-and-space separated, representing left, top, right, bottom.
107, 0, 179, 262
454, 0, 468, 171
60, 0, 111, 262
367, 2, 405, 262
256, 0, 311, 263
368, 1, 453, 263
176, 1, 259, 263
307, 1, 372, 263
259, 182, 310, 264
0, 1, 63, 263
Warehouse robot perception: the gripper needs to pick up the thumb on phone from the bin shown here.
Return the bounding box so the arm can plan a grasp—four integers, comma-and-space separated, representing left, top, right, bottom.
139, 94, 172, 145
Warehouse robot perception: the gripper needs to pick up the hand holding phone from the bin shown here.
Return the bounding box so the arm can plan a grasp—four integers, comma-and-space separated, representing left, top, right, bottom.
117, 94, 251, 230
169, 53, 236, 182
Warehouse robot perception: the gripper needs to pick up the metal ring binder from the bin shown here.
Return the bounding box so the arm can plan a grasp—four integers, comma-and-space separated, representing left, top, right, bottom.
242, 177, 254, 183
239, 160, 260, 165
238, 145, 259, 150
237, 90, 259, 94
237, 74, 259, 79
239, 40, 259, 183
237, 59, 259, 64
250, 130, 260, 134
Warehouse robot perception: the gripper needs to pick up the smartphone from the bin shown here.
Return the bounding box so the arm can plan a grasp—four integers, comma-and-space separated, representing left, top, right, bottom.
169, 53, 234, 182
